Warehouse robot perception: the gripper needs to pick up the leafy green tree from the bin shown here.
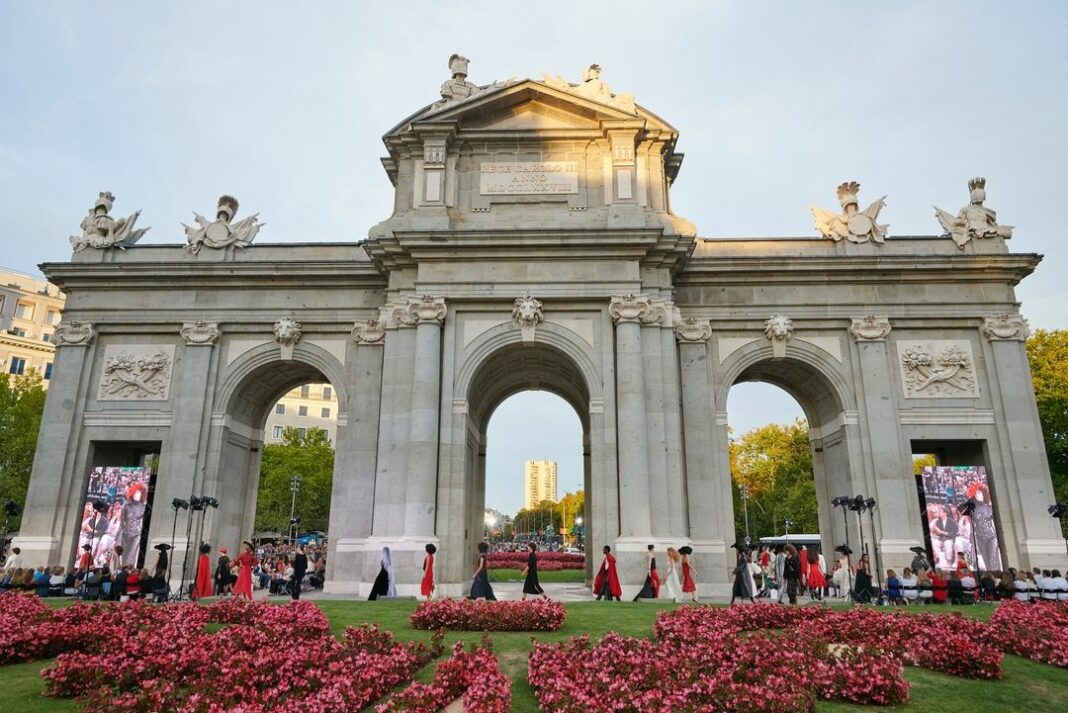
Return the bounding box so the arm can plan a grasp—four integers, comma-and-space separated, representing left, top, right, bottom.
513, 500, 563, 538
913, 453, 937, 475
255, 427, 334, 534
730, 419, 817, 542
1026, 329, 1068, 503
0, 371, 47, 530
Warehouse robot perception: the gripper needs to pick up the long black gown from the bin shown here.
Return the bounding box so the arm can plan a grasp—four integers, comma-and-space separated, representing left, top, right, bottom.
633, 557, 658, 601
522, 552, 544, 595
468, 555, 497, 600
368, 565, 389, 600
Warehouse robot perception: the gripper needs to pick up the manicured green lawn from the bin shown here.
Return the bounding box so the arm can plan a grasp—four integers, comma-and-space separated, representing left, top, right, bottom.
5, 599, 1067, 712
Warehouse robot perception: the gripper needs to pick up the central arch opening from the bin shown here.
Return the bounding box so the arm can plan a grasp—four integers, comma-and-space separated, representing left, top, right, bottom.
465, 342, 592, 585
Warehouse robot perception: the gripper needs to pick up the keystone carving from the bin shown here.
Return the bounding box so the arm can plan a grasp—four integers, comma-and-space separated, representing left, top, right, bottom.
676, 317, 712, 344
981, 314, 1030, 341
52, 320, 95, 347
609, 294, 651, 324
764, 314, 794, 358
352, 319, 386, 345
180, 321, 220, 346
849, 316, 892, 342
511, 295, 543, 344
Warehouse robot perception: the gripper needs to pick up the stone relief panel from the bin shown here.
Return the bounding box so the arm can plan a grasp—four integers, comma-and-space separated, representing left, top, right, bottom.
97, 345, 175, 401
897, 339, 979, 398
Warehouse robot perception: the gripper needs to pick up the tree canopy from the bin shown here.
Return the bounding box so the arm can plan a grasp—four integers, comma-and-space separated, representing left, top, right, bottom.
730, 419, 817, 542
1026, 329, 1068, 502
0, 371, 47, 530
255, 426, 334, 534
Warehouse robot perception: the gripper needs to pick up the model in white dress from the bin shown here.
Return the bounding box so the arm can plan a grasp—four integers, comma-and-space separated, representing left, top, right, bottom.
661, 547, 683, 603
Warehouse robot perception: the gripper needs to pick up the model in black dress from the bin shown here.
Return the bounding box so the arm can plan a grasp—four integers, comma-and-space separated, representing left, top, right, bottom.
522, 542, 548, 600
468, 541, 497, 600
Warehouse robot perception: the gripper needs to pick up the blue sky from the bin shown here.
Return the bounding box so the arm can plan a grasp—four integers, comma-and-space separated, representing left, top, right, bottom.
2, 2, 1065, 514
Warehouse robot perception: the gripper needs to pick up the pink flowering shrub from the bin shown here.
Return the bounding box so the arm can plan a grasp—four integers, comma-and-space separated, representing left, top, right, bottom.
410, 597, 565, 631
484, 551, 585, 570
987, 600, 1068, 667
377, 638, 511, 713
27, 597, 443, 713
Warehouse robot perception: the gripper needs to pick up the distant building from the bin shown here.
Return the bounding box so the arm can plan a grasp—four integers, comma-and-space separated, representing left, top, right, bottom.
0, 267, 63, 387
524, 460, 558, 510
263, 382, 338, 444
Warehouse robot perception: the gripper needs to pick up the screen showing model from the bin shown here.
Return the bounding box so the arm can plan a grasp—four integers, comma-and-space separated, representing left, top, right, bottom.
920, 465, 1003, 572
78, 466, 153, 569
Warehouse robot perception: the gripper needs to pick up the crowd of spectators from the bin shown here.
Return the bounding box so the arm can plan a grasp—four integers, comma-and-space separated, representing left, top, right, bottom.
249, 540, 327, 595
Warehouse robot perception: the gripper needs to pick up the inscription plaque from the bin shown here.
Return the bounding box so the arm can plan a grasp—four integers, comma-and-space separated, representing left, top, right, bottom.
479, 161, 578, 195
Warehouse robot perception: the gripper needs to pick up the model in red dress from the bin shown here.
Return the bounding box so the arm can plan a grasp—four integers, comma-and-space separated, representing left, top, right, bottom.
192, 543, 213, 600
420, 543, 436, 599
799, 546, 810, 585
680, 549, 698, 602
806, 549, 827, 600
231, 541, 258, 600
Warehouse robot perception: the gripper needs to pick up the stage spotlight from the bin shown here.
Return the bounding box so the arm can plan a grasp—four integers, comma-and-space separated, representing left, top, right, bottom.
863, 497, 877, 511
831, 496, 849, 508
201, 497, 219, 508
172, 498, 189, 510
189, 496, 205, 511
1049, 502, 1068, 518
849, 495, 866, 511
958, 498, 977, 517
3, 500, 22, 517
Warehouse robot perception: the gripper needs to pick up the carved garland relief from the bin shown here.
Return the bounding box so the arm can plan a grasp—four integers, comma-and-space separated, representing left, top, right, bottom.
97, 345, 175, 401
898, 340, 979, 398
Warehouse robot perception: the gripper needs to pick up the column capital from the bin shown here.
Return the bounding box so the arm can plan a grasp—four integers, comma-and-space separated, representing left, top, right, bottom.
676, 317, 712, 344
849, 315, 891, 342
180, 320, 220, 346
407, 295, 447, 325
982, 314, 1030, 341
351, 319, 385, 345
52, 320, 95, 347
609, 294, 651, 324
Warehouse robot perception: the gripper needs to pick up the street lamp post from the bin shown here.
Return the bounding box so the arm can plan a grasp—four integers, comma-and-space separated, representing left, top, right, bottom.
288, 475, 301, 544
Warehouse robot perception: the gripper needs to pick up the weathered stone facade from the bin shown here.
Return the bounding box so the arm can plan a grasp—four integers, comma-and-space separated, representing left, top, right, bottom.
15, 73, 1065, 596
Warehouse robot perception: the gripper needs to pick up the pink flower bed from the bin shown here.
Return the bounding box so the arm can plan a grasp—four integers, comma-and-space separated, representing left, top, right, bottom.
987, 600, 1068, 667
0, 594, 448, 712
484, 551, 585, 570
377, 639, 511, 713
410, 597, 565, 631
529, 603, 1048, 712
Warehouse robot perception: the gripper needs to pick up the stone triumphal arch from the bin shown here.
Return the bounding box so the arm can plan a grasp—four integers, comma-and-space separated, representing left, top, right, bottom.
16, 58, 1065, 596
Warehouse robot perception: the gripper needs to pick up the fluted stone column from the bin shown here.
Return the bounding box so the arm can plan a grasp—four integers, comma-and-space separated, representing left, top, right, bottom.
405, 296, 447, 537
610, 295, 652, 537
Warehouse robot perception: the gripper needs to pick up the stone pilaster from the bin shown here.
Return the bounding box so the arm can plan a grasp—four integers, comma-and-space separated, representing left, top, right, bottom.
609, 295, 652, 537
640, 300, 669, 537
404, 296, 447, 537
849, 317, 922, 565
14, 322, 97, 568
983, 315, 1065, 568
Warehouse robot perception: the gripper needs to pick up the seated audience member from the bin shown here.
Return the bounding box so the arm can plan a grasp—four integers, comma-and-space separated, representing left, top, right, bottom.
929, 570, 948, 604
34, 566, 51, 597
48, 567, 65, 597
126, 568, 141, 599
113, 566, 129, 600
1048, 569, 1068, 601
885, 569, 904, 604
947, 572, 966, 605
100, 566, 113, 600
1040, 570, 1060, 601
899, 567, 918, 604
916, 569, 935, 604
960, 569, 977, 601
1014, 571, 1032, 602
979, 572, 997, 601
0, 568, 13, 591
20, 568, 35, 590
63, 571, 77, 597
997, 572, 1015, 601
84, 568, 103, 601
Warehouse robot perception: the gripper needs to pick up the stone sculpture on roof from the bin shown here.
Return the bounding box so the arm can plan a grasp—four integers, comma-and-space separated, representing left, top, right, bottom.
431, 54, 511, 111
183, 195, 264, 255
811, 181, 888, 244
70, 191, 150, 252
934, 177, 1013, 248
541, 63, 637, 115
